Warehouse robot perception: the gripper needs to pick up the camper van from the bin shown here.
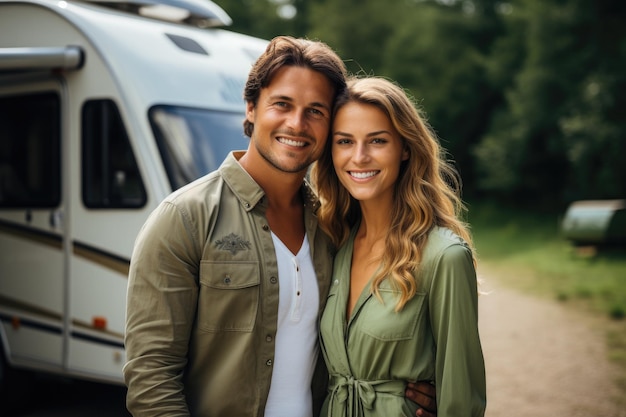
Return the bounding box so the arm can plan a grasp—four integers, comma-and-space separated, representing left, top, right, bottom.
0, 0, 267, 389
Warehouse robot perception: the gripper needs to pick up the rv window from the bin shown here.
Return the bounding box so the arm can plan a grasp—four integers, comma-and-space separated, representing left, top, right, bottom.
82, 99, 147, 208
150, 105, 249, 191
0, 92, 61, 208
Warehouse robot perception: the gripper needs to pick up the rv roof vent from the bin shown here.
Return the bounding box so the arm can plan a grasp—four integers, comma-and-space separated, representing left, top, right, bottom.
165, 33, 208, 55
83, 0, 233, 28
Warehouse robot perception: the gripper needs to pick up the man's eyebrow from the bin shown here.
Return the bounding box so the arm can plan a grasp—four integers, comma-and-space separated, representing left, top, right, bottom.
268, 94, 293, 102
267, 94, 331, 113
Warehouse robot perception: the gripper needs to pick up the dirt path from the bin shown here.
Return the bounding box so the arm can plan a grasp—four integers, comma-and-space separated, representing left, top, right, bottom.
479, 280, 626, 417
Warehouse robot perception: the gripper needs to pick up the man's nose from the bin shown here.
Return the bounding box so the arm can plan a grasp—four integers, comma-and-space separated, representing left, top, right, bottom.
285, 109, 307, 131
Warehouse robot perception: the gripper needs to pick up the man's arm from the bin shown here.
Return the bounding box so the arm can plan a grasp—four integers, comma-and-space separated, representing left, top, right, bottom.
406, 381, 437, 417
124, 202, 200, 416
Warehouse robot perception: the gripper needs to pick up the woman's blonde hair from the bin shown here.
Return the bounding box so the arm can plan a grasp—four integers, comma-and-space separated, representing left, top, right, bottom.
312, 76, 475, 311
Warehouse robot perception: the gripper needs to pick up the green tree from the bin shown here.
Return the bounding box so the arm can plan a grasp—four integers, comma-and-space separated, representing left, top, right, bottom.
306, 0, 400, 75
474, 0, 626, 206
382, 2, 503, 193
216, 0, 309, 39
558, 1, 626, 201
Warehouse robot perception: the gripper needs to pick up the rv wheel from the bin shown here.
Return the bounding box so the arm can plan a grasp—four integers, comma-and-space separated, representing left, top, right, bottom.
0, 348, 8, 400
0, 348, 31, 406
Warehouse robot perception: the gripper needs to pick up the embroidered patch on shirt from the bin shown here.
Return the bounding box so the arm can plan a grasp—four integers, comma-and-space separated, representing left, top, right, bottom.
215, 233, 251, 255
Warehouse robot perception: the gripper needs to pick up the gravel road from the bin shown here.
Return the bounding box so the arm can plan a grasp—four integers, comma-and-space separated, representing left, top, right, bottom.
479, 279, 626, 417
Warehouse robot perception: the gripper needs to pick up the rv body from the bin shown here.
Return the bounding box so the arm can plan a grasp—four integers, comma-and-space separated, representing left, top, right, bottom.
0, 0, 266, 386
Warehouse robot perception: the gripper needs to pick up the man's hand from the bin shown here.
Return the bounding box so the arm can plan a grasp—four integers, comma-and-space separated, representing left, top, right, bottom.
405, 381, 437, 417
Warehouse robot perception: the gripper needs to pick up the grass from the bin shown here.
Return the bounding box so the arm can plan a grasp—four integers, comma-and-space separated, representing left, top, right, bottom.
467, 200, 626, 397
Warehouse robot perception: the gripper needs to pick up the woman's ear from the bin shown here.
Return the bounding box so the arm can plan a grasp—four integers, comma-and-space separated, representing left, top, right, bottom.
402, 147, 410, 161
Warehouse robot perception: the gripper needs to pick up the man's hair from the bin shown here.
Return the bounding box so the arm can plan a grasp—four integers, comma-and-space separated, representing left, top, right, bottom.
243, 36, 347, 137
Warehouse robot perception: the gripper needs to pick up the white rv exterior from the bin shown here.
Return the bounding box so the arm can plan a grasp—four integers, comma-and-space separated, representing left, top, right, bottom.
0, 0, 266, 387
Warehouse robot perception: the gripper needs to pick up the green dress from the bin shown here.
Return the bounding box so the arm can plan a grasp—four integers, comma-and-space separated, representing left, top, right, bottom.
319, 226, 486, 417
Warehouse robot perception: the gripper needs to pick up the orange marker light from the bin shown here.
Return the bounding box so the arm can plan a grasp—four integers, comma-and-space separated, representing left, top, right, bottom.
93, 316, 107, 330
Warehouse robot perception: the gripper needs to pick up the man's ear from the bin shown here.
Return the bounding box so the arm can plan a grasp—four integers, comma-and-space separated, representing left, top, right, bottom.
245, 101, 255, 123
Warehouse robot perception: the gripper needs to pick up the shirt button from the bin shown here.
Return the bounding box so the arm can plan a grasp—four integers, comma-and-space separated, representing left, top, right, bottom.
262, 224, 269, 231
245, 202, 251, 208
223, 276, 231, 284
266, 335, 272, 342
334, 279, 339, 285
270, 276, 277, 284
266, 359, 272, 366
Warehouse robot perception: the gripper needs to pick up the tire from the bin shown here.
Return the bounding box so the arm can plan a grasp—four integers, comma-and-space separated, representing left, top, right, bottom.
0, 345, 33, 411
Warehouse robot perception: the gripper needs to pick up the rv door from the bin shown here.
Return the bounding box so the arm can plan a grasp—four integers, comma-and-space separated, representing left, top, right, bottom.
0, 78, 69, 376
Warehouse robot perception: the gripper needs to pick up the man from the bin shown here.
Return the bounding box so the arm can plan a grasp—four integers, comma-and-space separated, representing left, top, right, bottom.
124, 36, 436, 417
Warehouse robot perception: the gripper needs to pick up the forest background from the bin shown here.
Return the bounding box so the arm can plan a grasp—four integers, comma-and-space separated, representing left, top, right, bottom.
217, 0, 626, 211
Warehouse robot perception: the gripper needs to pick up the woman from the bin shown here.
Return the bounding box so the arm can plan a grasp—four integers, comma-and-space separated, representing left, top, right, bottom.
312, 77, 486, 417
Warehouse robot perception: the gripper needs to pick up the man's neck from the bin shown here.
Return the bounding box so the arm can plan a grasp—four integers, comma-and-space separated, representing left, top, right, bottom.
237, 151, 305, 208
236, 151, 307, 254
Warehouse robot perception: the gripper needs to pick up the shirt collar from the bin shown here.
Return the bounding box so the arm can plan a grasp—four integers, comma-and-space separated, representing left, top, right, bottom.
219, 151, 321, 214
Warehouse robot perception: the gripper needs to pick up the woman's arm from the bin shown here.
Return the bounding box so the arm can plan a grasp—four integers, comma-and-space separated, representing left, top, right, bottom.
429, 244, 486, 417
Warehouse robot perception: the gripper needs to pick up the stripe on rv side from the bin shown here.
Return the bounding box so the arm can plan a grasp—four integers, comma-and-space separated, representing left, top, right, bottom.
0, 295, 124, 348
0, 311, 124, 349
0, 219, 130, 276
0, 219, 62, 249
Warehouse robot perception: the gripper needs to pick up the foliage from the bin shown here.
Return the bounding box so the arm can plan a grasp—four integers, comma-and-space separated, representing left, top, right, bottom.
307, 0, 400, 75
216, 0, 311, 38
214, 0, 626, 207
381, 3, 501, 188
473, 0, 626, 206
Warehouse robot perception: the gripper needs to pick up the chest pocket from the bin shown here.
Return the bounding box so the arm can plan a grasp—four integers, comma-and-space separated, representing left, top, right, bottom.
359, 289, 425, 341
198, 261, 260, 332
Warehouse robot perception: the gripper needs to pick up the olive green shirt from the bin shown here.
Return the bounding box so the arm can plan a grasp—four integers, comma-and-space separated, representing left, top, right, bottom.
124, 152, 333, 416
320, 226, 486, 417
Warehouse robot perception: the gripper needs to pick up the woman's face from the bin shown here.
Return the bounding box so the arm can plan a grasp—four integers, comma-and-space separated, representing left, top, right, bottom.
331, 101, 408, 205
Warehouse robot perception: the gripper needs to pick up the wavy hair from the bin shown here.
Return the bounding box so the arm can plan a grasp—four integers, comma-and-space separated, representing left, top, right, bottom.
312, 76, 476, 311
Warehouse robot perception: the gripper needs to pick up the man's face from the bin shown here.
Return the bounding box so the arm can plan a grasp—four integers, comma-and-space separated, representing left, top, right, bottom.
245, 66, 334, 174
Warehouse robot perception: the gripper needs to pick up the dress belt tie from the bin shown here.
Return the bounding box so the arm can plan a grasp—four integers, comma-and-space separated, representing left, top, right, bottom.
328, 374, 405, 417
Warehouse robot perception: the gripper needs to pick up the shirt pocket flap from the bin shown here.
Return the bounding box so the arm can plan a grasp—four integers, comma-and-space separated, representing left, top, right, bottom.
200, 261, 260, 289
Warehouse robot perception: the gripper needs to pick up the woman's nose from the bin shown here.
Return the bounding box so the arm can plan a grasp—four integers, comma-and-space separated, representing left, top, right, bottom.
352, 143, 370, 163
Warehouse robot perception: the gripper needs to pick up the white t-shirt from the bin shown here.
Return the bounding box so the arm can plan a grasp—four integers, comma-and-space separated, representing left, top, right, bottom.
264, 232, 320, 417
